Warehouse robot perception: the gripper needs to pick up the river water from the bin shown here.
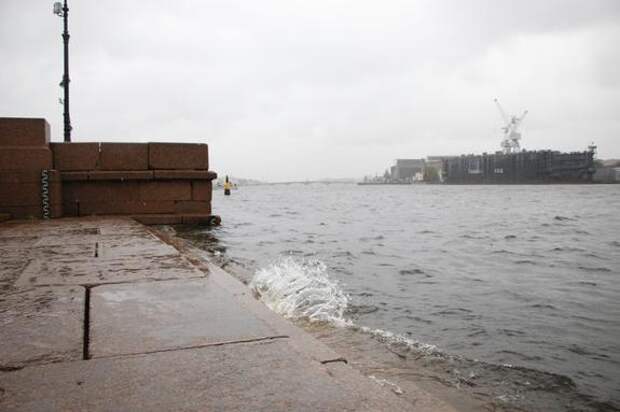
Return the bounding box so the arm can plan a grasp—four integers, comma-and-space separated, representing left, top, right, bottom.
177, 183, 620, 411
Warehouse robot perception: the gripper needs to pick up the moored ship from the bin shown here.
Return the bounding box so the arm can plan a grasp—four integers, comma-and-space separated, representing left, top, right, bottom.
442, 149, 595, 184
443, 99, 596, 184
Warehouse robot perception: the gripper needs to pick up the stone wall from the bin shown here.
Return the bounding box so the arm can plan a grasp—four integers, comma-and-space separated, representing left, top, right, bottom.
0, 117, 217, 224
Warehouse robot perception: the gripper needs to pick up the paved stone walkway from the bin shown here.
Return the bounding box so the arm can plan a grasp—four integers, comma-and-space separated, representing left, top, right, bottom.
0, 217, 454, 411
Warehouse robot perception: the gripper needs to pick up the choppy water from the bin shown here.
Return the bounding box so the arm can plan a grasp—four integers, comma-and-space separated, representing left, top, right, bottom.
178, 183, 620, 411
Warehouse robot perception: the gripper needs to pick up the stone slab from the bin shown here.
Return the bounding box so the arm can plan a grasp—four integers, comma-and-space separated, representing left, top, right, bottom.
181, 213, 219, 225
0, 286, 84, 369
96, 218, 147, 235
15, 241, 96, 261
88, 170, 153, 181
77, 200, 176, 215
139, 180, 191, 201
0, 204, 62, 219
174, 200, 211, 214
0, 218, 103, 238
131, 213, 184, 225
0, 258, 29, 293
148, 143, 208, 170
97, 233, 179, 258
130, 214, 218, 225
0, 182, 42, 206
16, 254, 204, 288
90, 278, 276, 357
191, 180, 212, 201
0, 170, 60, 184
98, 143, 148, 170
51, 142, 99, 171
0, 173, 61, 213
0, 147, 52, 171
0, 340, 411, 411
0, 117, 50, 147
62, 181, 141, 203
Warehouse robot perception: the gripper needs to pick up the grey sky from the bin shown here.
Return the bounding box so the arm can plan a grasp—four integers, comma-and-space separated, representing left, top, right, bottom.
1, 0, 619, 181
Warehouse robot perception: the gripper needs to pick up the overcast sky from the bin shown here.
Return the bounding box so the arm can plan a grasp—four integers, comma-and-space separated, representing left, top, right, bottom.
1, 1, 619, 181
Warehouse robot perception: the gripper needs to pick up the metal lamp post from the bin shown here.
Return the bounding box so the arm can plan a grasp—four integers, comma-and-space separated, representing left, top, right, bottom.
54, 1, 72, 142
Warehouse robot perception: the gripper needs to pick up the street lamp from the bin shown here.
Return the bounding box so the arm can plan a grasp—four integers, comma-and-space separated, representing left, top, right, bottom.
54, 1, 72, 142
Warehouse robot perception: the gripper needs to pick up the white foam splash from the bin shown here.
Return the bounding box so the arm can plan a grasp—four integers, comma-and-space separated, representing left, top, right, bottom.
250, 256, 441, 355
368, 375, 404, 395
250, 257, 351, 326
357, 326, 440, 355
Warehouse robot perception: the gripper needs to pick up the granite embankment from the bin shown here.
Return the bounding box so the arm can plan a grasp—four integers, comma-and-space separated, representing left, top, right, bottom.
0, 216, 456, 411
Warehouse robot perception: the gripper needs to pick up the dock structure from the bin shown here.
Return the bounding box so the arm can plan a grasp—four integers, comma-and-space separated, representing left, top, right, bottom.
0, 117, 218, 224
0, 216, 453, 411
0, 116, 456, 410
442, 150, 595, 184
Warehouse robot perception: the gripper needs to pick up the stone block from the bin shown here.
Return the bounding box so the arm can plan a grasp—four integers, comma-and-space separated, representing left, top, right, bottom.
0, 182, 57, 206
181, 214, 217, 225
139, 181, 191, 201
61, 201, 78, 217
90, 278, 276, 357
88, 170, 153, 181
48, 179, 63, 206
51, 142, 99, 171
0, 117, 50, 147
17, 255, 204, 288
1, 203, 63, 219
63, 181, 141, 204
131, 214, 184, 225
153, 170, 216, 180
149, 143, 208, 170
0, 169, 60, 184
51, 202, 63, 218
0, 205, 41, 219
0, 147, 53, 171
0, 341, 412, 411
78, 200, 175, 216
0, 286, 83, 370
99, 143, 148, 170
96, 233, 180, 259
175, 200, 211, 214
0, 183, 41, 206
191, 181, 212, 201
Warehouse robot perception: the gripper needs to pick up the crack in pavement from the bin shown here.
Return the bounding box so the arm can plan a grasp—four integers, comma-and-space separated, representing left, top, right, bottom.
91, 335, 291, 360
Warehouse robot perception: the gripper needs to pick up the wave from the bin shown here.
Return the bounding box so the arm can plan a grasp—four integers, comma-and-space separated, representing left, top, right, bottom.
250, 256, 439, 354
247, 256, 620, 410
355, 325, 439, 354
250, 257, 351, 326
578, 266, 611, 273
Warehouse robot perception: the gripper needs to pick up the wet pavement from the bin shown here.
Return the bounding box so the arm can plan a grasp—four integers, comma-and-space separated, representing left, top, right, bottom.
0, 216, 454, 411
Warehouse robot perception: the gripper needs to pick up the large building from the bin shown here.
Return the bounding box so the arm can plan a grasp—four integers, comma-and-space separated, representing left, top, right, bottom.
442, 150, 595, 184
390, 159, 425, 182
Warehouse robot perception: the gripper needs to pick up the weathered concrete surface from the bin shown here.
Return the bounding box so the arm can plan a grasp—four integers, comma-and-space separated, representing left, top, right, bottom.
2, 218, 204, 288
90, 278, 277, 357
16, 254, 204, 288
0, 216, 452, 411
0, 286, 83, 369
0, 340, 409, 412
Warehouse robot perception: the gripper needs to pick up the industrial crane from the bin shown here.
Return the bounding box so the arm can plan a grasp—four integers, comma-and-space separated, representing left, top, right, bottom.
494, 98, 528, 154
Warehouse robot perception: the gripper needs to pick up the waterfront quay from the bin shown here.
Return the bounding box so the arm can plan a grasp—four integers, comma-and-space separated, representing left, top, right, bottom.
0, 216, 455, 411
0, 117, 455, 410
